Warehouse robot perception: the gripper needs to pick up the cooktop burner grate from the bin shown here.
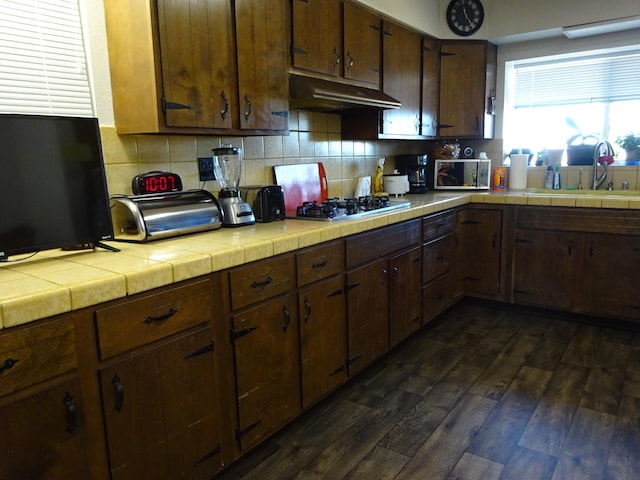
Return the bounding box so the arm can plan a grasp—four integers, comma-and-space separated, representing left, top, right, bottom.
292, 195, 410, 221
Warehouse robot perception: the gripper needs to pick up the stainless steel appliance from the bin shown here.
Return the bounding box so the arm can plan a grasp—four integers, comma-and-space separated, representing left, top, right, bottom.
434, 159, 491, 190
241, 186, 286, 222
292, 195, 410, 221
110, 190, 223, 242
212, 145, 255, 227
395, 154, 429, 193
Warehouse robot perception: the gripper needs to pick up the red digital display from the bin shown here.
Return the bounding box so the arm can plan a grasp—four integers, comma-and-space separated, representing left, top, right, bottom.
133, 171, 183, 195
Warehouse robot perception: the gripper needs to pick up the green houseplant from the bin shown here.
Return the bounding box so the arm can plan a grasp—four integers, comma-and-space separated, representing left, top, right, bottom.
616, 133, 640, 162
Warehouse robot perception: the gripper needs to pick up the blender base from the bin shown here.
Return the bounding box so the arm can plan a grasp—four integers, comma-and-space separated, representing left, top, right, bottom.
218, 196, 255, 227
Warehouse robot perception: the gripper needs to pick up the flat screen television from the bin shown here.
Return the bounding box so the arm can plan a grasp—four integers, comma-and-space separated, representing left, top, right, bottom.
0, 114, 117, 261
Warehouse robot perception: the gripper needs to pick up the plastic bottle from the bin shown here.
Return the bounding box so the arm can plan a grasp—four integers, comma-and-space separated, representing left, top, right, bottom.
545, 165, 553, 189
552, 163, 562, 190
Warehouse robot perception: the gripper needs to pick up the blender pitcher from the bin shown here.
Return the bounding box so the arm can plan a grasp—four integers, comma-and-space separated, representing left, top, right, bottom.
212, 145, 255, 226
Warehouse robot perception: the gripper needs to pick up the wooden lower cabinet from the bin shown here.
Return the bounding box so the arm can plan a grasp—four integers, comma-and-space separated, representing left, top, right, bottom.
514, 228, 640, 321
513, 228, 578, 310
389, 246, 423, 348
230, 293, 300, 451
299, 274, 348, 408
99, 326, 223, 480
0, 377, 89, 480
578, 233, 640, 319
456, 207, 503, 297
345, 258, 390, 375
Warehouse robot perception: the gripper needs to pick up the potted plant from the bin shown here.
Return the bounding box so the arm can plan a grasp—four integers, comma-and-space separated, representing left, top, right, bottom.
615, 133, 640, 162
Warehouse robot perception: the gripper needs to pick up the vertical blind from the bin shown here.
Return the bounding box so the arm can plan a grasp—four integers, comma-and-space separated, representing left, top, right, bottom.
0, 0, 94, 116
513, 50, 640, 108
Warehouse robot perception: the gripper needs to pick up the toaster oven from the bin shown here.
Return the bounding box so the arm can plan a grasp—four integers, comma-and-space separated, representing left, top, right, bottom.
434, 159, 491, 190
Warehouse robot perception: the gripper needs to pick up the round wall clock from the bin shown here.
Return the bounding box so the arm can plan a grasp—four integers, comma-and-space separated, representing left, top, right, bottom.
446, 0, 484, 37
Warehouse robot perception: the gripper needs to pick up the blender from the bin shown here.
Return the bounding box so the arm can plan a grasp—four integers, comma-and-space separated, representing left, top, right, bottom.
212, 145, 255, 227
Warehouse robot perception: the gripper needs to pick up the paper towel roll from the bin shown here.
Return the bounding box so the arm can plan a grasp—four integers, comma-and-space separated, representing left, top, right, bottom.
509, 154, 529, 190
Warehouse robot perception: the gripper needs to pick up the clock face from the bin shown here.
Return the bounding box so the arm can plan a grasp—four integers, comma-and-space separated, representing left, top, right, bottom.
132, 171, 183, 195
446, 0, 484, 37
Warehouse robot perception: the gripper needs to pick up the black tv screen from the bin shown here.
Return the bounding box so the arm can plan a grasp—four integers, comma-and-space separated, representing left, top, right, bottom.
0, 114, 115, 260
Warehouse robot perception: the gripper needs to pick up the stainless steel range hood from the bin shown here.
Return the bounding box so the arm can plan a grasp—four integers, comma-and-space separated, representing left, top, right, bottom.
289, 75, 401, 112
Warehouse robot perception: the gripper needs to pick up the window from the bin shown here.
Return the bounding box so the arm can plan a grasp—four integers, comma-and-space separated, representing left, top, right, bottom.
0, 0, 94, 117
503, 48, 640, 163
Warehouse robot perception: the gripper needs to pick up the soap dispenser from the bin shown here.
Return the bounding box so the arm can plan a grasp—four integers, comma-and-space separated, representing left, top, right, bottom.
552, 163, 562, 190
545, 165, 553, 189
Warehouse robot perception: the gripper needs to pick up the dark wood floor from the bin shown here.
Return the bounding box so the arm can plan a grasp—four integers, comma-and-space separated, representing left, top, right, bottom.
216, 299, 640, 480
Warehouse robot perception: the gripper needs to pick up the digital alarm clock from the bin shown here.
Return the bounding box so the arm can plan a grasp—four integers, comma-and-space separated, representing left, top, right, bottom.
132, 171, 183, 195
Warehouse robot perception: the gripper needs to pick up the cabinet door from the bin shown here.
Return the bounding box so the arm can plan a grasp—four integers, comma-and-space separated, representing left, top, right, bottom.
439, 41, 495, 138
299, 275, 347, 408
291, 0, 341, 76
231, 294, 300, 451
456, 208, 502, 296
235, 0, 288, 131
343, 1, 381, 87
157, 0, 234, 129
421, 36, 440, 138
346, 258, 389, 375
579, 234, 640, 320
389, 246, 423, 348
0, 378, 89, 480
381, 21, 422, 137
100, 327, 223, 480
512, 229, 579, 310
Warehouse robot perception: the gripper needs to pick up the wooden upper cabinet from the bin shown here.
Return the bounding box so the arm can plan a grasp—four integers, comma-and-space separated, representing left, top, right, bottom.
343, 1, 381, 87
235, 0, 289, 131
291, 0, 342, 77
439, 40, 497, 138
103, 0, 287, 134
381, 21, 422, 137
157, 0, 234, 130
421, 36, 440, 138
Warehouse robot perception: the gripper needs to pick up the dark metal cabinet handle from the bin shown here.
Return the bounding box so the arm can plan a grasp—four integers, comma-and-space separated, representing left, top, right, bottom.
312, 259, 329, 269
142, 308, 177, 324
63, 393, 77, 434
251, 276, 273, 288
220, 90, 229, 120
303, 296, 311, 322
244, 94, 252, 120
112, 373, 124, 413
0, 357, 19, 373
282, 304, 291, 331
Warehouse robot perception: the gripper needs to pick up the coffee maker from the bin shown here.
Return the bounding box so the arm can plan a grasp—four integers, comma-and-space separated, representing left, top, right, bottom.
395, 154, 429, 193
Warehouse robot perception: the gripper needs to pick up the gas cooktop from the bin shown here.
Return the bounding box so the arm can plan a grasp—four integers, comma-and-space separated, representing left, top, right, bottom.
291, 195, 411, 221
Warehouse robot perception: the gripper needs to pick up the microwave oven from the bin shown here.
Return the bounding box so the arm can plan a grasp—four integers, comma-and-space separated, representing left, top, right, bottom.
434, 159, 491, 190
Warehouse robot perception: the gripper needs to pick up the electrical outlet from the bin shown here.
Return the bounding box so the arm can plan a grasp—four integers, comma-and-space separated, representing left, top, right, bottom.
198, 157, 216, 181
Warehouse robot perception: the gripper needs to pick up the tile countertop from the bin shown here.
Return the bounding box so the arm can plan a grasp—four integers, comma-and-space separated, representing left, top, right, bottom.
2, 188, 640, 329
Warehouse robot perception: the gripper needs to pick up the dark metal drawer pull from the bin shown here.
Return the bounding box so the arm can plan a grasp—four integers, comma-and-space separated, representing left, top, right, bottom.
251, 276, 273, 288
142, 308, 177, 324
312, 259, 329, 269
0, 357, 19, 373
63, 392, 77, 434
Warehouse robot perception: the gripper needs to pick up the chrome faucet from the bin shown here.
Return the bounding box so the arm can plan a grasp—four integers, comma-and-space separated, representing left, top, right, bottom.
592, 140, 614, 190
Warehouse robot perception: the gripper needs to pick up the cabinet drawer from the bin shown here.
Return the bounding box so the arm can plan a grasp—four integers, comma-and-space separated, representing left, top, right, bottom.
0, 316, 77, 397
423, 210, 455, 242
95, 278, 213, 360
422, 273, 453, 325
296, 240, 344, 287
346, 219, 421, 269
230, 255, 294, 310
423, 235, 454, 283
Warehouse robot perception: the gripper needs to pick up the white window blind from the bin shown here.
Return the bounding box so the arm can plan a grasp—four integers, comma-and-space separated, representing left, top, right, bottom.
513, 50, 640, 108
0, 0, 94, 116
